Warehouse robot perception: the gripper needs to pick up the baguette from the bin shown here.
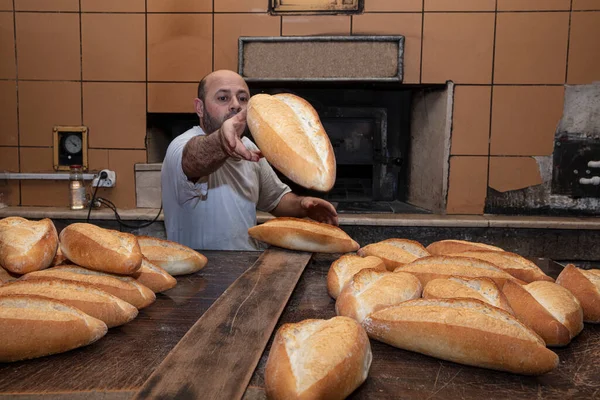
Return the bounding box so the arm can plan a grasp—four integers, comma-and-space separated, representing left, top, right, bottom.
336, 269, 422, 323
426, 239, 504, 255
363, 298, 559, 375
247, 93, 336, 192
326, 254, 386, 299
265, 316, 372, 400
136, 236, 207, 276
0, 278, 138, 328
248, 217, 359, 254
0, 294, 107, 362
502, 280, 583, 347
423, 277, 513, 314
448, 250, 553, 283
0, 217, 58, 274
357, 239, 430, 271
556, 264, 600, 323
22, 265, 156, 309
0, 266, 17, 285
59, 223, 142, 275
131, 258, 177, 293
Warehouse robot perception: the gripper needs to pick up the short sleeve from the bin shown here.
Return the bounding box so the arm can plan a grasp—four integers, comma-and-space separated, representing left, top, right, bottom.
256, 158, 291, 212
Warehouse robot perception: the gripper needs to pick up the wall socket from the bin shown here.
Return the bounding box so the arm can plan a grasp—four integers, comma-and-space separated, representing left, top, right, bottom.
92, 169, 116, 188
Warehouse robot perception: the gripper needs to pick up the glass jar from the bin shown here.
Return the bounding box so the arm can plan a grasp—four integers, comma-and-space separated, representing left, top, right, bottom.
69, 165, 86, 210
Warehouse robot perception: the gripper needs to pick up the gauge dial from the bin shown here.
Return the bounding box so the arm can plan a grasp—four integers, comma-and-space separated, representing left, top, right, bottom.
64, 134, 83, 155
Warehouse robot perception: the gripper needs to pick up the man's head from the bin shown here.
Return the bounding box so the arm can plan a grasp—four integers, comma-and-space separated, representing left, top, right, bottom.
195, 70, 250, 134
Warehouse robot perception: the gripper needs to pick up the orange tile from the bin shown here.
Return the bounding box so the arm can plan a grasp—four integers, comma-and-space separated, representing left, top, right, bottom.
365, 0, 422, 12
214, 14, 281, 72
82, 14, 146, 81
567, 12, 600, 84
282, 16, 351, 36
18, 81, 82, 147
16, 12, 80, 80
148, 13, 212, 82
215, 0, 266, 12
0, 12, 15, 79
14, 0, 78, 11
81, 0, 145, 12
425, 0, 495, 11
451, 86, 491, 156
489, 156, 542, 192
0, 147, 18, 170
422, 13, 495, 84
20, 180, 70, 207
497, 0, 570, 10
148, 0, 212, 12
0, 1, 12, 10
94, 149, 147, 209
0, 81, 17, 146
494, 12, 569, 84
148, 83, 197, 113
83, 83, 146, 149
88, 148, 109, 171
19, 147, 54, 172
446, 156, 488, 214
352, 13, 422, 84
490, 86, 564, 156
0, 147, 20, 206
573, 0, 600, 10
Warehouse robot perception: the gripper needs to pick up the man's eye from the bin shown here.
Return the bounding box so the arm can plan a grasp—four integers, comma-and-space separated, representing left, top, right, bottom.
218, 96, 228, 101
239, 97, 248, 103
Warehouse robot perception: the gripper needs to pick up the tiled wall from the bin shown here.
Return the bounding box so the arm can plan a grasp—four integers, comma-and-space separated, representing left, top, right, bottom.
0, 0, 599, 212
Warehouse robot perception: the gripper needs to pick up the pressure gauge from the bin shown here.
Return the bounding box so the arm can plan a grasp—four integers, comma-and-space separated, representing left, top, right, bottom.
64, 134, 83, 154
53, 126, 88, 171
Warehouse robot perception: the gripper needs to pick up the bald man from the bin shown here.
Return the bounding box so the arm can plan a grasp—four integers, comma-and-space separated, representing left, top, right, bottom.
161, 70, 338, 251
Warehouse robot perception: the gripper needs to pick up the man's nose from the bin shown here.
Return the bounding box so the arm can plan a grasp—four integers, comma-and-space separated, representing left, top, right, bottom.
230, 97, 241, 112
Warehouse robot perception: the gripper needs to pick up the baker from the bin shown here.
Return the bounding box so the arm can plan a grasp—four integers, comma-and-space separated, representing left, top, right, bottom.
161, 69, 338, 251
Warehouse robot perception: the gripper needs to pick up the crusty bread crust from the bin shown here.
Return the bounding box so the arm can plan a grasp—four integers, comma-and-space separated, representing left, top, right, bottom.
556, 264, 600, 323
426, 240, 504, 255
51, 247, 68, 267
131, 258, 177, 293
363, 298, 559, 375
247, 93, 336, 192
59, 223, 142, 275
136, 236, 207, 276
0, 266, 17, 285
265, 316, 372, 400
0, 294, 107, 362
326, 254, 386, 299
0, 217, 58, 274
248, 217, 359, 253
357, 239, 430, 271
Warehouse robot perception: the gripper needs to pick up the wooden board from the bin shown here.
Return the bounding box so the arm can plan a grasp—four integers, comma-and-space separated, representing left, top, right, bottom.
134, 248, 313, 400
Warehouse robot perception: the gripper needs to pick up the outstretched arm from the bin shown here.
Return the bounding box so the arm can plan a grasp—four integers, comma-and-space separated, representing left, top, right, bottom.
271, 193, 338, 226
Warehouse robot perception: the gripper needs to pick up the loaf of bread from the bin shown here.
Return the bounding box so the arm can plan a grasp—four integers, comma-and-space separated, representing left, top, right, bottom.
327, 254, 386, 299
0, 217, 58, 274
363, 298, 559, 375
131, 258, 177, 293
0, 278, 138, 328
136, 236, 207, 276
248, 217, 359, 254
247, 93, 336, 192
22, 265, 156, 309
423, 277, 513, 314
394, 256, 523, 288
59, 223, 142, 275
448, 250, 553, 283
0, 266, 17, 285
502, 280, 583, 347
357, 239, 430, 271
51, 246, 68, 267
426, 239, 504, 255
0, 294, 107, 362
556, 264, 600, 323
336, 269, 422, 323
265, 316, 372, 400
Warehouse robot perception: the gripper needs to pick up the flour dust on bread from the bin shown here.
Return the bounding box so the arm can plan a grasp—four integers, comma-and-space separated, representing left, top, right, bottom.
0, 217, 58, 274
357, 238, 430, 271
136, 236, 207, 276
426, 239, 504, 255
556, 264, 600, 323
327, 254, 386, 299
247, 93, 336, 192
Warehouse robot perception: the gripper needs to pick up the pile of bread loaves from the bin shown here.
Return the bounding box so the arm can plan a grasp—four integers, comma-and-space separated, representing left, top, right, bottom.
0, 216, 207, 363
249, 217, 600, 400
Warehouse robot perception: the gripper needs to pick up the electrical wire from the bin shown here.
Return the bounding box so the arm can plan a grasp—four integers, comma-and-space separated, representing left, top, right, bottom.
86, 173, 106, 223
97, 197, 163, 230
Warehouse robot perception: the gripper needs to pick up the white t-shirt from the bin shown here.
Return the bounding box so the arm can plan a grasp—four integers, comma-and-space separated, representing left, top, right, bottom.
161, 126, 291, 251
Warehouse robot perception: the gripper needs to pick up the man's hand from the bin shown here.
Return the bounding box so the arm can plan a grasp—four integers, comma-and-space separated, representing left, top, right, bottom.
300, 197, 339, 226
218, 109, 261, 162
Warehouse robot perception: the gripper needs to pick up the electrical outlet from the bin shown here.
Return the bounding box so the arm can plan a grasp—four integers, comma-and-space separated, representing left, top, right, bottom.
92, 169, 116, 188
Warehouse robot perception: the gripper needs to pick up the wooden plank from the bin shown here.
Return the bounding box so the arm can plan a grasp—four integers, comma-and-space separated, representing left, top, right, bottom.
134, 248, 313, 400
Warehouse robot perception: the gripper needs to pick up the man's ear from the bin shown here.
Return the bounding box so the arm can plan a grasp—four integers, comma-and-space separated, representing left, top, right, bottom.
194, 98, 204, 118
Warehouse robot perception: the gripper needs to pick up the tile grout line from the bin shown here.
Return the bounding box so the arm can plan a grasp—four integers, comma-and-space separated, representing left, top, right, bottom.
485, 0, 499, 212
146, 0, 149, 144
419, 0, 424, 84
11, 0, 21, 204
564, 0, 573, 84
212, 0, 215, 71
79, 0, 83, 129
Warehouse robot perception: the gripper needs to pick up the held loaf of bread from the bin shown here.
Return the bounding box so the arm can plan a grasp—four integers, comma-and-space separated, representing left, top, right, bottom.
248, 217, 359, 254
357, 239, 430, 271
336, 269, 422, 323
556, 264, 600, 323
0, 294, 107, 362
426, 239, 504, 256
265, 316, 372, 400
136, 236, 207, 276
131, 258, 177, 293
502, 280, 584, 347
363, 298, 559, 375
0, 217, 58, 274
59, 223, 142, 275
247, 93, 336, 192
327, 254, 386, 299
